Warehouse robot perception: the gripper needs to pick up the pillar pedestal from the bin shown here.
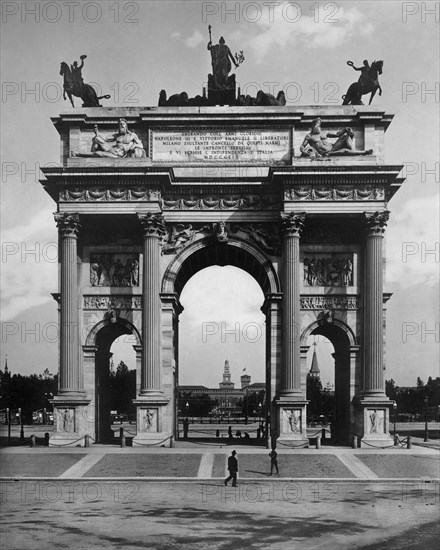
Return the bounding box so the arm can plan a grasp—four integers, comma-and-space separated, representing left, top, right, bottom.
355, 398, 393, 447
276, 401, 309, 447
50, 397, 92, 446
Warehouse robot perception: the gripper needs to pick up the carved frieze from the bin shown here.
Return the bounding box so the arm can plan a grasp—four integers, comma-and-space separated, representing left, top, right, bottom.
284, 185, 385, 201
161, 221, 281, 256
161, 223, 211, 254
303, 254, 353, 287
90, 253, 139, 286
300, 296, 359, 310
83, 295, 142, 310
162, 194, 278, 210
60, 188, 161, 202
230, 223, 281, 255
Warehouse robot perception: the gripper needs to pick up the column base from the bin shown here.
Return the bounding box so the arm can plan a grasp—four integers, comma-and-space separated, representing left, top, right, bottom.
132, 397, 172, 447
275, 400, 309, 448
50, 397, 92, 447
354, 397, 393, 447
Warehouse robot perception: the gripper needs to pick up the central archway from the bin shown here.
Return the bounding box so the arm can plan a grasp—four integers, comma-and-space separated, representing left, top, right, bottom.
161, 237, 281, 443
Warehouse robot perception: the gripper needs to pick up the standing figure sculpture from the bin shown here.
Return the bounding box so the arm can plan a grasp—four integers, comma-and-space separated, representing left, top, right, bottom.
342, 60, 383, 105
207, 26, 239, 88
60, 55, 111, 107
300, 118, 373, 158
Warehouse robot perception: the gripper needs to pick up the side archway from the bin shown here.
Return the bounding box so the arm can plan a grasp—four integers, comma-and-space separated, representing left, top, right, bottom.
83, 317, 141, 443
301, 319, 359, 443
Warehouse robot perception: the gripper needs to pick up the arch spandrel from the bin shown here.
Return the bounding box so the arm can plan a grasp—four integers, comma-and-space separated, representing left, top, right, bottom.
161, 237, 281, 296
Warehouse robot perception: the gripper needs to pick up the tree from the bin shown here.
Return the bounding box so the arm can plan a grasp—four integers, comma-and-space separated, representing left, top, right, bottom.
109, 361, 136, 415
306, 375, 323, 420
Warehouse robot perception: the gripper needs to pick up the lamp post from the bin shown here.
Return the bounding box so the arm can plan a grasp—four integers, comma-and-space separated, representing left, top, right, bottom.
19, 407, 25, 441
393, 402, 397, 437
423, 396, 429, 442
185, 401, 189, 419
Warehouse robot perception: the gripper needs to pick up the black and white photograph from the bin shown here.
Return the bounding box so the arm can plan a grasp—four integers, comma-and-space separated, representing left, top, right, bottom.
1, 1, 439, 548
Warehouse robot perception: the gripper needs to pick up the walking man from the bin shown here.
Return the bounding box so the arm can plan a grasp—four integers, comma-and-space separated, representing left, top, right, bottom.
269, 448, 279, 475
225, 450, 238, 487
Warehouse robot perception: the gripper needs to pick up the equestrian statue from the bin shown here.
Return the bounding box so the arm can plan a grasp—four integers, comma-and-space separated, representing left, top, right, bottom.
60, 55, 110, 107
342, 59, 383, 105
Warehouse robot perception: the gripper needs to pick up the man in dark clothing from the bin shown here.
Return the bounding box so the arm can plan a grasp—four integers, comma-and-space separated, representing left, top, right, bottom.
269, 448, 279, 475
225, 450, 238, 487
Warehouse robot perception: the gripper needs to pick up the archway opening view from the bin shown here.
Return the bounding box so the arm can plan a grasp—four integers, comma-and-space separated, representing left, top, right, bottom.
306, 335, 336, 442
95, 326, 136, 443
306, 323, 352, 443
178, 266, 266, 443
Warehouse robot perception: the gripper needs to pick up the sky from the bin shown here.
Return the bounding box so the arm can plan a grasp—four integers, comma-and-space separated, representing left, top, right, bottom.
1, 0, 439, 389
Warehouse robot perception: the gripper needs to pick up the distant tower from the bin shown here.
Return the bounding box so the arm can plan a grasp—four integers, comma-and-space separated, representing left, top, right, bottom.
308, 343, 320, 378
219, 359, 234, 389
241, 373, 251, 389
4, 355, 8, 375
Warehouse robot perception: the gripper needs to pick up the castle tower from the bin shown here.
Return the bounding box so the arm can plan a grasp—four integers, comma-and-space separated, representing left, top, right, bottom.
219, 359, 234, 389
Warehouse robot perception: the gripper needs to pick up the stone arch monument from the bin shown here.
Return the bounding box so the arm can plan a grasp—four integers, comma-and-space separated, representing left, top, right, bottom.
42, 105, 403, 446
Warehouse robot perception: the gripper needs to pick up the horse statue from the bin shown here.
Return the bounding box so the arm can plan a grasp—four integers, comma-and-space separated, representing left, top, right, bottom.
60, 56, 110, 107
342, 60, 383, 105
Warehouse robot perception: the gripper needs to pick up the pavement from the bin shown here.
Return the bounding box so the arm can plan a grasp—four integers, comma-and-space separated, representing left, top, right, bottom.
1, 442, 439, 481
1, 442, 439, 550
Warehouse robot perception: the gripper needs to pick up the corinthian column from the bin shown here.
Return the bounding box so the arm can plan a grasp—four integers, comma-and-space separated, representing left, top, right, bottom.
364, 211, 389, 397
138, 213, 165, 395
54, 212, 84, 395
280, 212, 305, 399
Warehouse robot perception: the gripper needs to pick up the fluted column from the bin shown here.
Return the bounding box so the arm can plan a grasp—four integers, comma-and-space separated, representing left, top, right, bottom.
280, 212, 305, 399
364, 211, 389, 396
54, 212, 84, 395
138, 213, 165, 395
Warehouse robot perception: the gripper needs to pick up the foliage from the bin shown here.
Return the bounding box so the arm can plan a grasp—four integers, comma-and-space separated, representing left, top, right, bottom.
109, 361, 136, 415
0, 368, 57, 423
386, 376, 440, 419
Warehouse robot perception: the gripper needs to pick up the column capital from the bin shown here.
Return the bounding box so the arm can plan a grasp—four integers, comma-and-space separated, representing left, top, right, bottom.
137, 212, 165, 238
54, 212, 81, 238
365, 211, 389, 236
280, 212, 305, 238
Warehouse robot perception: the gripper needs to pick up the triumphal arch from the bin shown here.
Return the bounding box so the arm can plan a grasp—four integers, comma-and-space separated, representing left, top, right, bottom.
41, 103, 403, 447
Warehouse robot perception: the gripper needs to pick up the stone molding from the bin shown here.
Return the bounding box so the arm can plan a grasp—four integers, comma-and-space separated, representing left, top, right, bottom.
285, 185, 385, 201
300, 295, 359, 310
83, 295, 142, 310
54, 212, 81, 237
60, 188, 161, 202
162, 194, 279, 210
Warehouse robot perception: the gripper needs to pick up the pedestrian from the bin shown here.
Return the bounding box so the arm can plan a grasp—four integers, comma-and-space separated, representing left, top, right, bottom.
225, 450, 238, 487
269, 448, 279, 475
228, 425, 233, 438
183, 417, 189, 439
